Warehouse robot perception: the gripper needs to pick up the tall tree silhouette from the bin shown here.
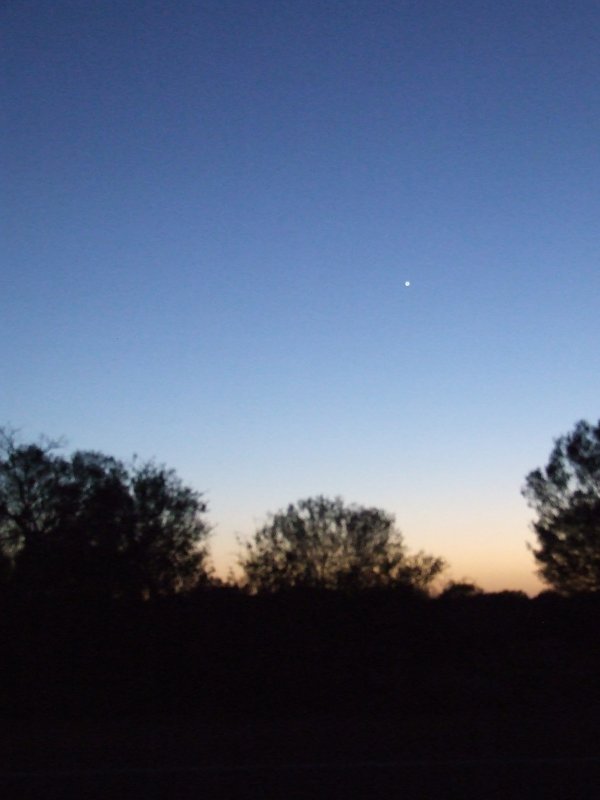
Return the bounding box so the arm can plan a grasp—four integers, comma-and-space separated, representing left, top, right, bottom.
128, 458, 212, 596
239, 495, 445, 593
523, 419, 600, 594
0, 428, 211, 600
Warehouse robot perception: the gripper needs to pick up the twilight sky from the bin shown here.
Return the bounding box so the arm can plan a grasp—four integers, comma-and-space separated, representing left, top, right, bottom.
3, 0, 599, 593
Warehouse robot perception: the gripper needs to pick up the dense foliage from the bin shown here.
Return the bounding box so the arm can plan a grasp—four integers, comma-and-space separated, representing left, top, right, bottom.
523, 419, 600, 594
0, 429, 211, 600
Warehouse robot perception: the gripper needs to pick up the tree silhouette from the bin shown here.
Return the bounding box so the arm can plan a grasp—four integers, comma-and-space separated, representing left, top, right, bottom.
239, 495, 445, 593
439, 579, 483, 599
523, 419, 600, 594
128, 458, 212, 596
0, 429, 65, 564
0, 428, 211, 600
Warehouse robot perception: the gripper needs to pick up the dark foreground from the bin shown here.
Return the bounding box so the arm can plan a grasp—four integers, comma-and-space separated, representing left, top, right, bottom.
3, 710, 600, 799
2, 589, 600, 797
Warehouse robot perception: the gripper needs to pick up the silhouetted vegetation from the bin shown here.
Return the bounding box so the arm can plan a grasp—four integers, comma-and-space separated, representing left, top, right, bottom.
438, 579, 484, 599
3, 425, 600, 796
0, 428, 212, 601
238, 495, 445, 593
523, 419, 600, 594
2, 586, 600, 725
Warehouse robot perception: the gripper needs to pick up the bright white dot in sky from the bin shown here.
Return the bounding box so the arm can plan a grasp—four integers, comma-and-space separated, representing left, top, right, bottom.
404, 281, 411, 287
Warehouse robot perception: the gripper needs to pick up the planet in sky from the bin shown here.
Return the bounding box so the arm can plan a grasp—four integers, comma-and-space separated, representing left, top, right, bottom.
404, 281, 411, 287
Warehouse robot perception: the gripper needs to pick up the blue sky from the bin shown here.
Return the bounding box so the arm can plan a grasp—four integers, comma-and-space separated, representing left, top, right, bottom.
3, 0, 599, 592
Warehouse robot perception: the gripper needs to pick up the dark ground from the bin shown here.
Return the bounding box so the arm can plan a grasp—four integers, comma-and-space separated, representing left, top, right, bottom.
2, 589, 600, 798
3, 710, 600, 799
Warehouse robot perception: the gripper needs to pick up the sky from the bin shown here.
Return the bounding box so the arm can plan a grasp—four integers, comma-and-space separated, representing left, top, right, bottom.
3, 0, 600, 594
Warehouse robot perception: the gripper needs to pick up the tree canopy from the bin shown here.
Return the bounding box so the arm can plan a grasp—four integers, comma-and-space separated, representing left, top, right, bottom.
438, 580, 484, 600
238, 495, 445, 593
0, 429, 212, 600
523, 419, 600, 594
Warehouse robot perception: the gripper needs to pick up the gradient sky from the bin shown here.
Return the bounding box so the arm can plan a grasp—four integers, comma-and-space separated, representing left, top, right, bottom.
3, 0, 600, 594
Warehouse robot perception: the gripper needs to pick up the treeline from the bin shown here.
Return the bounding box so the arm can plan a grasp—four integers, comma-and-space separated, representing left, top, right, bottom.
2, 423, 600, 726
3, 420, 600, 600
0, 429, 446, 600
2, 587, 599, 721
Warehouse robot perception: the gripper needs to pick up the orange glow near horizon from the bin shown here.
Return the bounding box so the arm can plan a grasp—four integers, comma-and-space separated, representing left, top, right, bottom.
209, 515, 546, 596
